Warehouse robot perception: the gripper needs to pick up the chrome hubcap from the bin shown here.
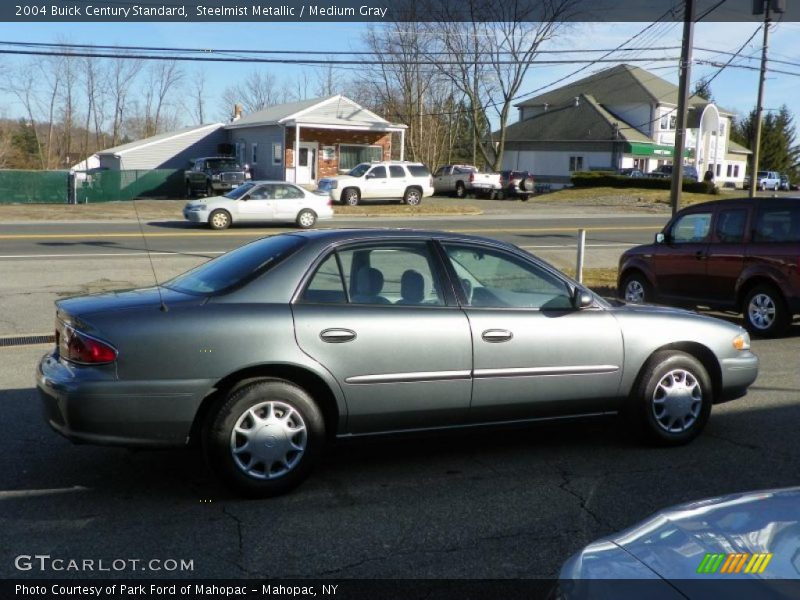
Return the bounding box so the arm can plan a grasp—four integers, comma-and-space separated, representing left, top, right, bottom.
299, 212, 314, 227
748, 293, 775, 330
407, 192, 420, 205
651, 369, 702, 433
212, 213, 228, 228
625, 280, 645, 303
230, 401, 307, 480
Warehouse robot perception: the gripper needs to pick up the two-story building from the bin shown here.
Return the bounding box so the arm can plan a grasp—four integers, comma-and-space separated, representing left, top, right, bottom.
501, 64, 750, 187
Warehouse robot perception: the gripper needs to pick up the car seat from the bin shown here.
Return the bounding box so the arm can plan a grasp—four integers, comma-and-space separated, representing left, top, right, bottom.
351, 267, 390, 304
396, 270, 425, 305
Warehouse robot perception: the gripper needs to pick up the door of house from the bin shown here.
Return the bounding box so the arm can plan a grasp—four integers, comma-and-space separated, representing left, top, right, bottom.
295, 143, 317, 185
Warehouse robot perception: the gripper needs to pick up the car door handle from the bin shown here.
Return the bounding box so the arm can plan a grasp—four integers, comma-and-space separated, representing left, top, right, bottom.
481, 329, 513, 343
319, 328, 357, 343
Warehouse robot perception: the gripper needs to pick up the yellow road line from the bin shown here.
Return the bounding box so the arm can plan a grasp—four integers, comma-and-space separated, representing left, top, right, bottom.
0, 225, 662, 240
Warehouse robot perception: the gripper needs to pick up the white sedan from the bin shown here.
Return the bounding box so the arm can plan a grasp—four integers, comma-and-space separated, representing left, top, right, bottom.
183, 181, 333, 230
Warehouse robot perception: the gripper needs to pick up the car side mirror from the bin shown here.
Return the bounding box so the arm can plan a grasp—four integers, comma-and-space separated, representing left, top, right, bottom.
573, 288, 594, 309
655, 232, 666, 244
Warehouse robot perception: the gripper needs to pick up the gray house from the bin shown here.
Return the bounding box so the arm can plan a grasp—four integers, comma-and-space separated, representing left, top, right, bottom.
95, 123, 228, 170
225, 95, 407, 185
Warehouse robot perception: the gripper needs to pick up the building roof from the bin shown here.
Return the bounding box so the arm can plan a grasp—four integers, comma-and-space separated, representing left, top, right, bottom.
727, 139, 752, 154
95, 123, 224, 156
225, 95, 406, 130
499, 93, 652, 144
516, 64, 735, 116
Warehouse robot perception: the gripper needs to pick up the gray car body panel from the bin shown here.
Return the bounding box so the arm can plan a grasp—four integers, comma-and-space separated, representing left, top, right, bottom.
37, 229, 758, 448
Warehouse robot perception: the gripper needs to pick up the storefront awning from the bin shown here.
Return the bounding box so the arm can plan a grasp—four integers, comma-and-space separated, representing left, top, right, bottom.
626, 142, 693, 158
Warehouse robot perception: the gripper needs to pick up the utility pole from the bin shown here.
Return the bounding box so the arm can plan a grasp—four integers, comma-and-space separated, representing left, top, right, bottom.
748, 0, 780, 198
670, 0, 695, 216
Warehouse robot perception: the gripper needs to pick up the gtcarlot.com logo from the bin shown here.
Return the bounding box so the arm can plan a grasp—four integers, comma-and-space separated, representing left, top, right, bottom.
14, 555, 194, 573
697, 552, 772, 574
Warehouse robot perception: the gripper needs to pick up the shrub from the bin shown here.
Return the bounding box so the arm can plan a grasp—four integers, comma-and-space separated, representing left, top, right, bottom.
570, 172, 716, 194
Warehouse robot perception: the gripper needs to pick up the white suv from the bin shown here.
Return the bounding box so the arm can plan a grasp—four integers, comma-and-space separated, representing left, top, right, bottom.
756, 171, 781, 191
318, 161, 434, 206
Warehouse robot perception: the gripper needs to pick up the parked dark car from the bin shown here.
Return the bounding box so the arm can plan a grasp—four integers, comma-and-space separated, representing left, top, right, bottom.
38, 230, 757, 497
618, 197, 800, 336
185, 156, 247, 198
498, 170, 535, 200
617, 168, 645, 178
649, 164, 699, 182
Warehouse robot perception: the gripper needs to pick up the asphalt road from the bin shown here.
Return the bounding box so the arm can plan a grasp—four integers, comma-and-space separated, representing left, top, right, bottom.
1, 327, 799, 579
0, 213, 668, 336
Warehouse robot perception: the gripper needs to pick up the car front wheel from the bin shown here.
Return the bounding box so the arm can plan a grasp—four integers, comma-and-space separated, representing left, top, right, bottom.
208, 209, 231, 230
296, 209, 317, 229
342, 188, 359, 206
403, 187, 422, 206
628, 351, 712, 446
204, 380, 325, 497
620, 272, 651, 304
743, 284, 789, 337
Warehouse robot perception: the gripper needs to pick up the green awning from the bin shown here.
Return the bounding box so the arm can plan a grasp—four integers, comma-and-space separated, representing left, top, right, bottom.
626, 142, 693, 158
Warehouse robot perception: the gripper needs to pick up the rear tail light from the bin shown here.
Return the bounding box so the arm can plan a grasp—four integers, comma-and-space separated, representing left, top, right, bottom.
469, 173, 475, 183
58, 322, 117, 365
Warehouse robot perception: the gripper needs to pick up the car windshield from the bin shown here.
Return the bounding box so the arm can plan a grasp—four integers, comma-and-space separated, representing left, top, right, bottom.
224, 182, 256, 199
162, 235, 306, 295
206, 159, 241, 170
348, 164, 371, 177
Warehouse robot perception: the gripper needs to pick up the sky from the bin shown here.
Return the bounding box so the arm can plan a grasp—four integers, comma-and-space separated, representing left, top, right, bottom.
0, 19, 798, 131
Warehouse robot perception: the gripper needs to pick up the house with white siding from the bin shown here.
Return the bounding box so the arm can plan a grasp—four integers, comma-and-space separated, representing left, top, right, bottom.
501, 64, 750, 188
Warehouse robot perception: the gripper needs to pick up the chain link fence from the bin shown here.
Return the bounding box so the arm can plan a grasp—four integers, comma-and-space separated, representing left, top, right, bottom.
0, 169, 185, 204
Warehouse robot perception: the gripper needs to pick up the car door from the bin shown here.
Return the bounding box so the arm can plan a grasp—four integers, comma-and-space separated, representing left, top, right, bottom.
235, 184, 276, 221
388, 165, 408, 197
440, 241, 624, 423
703, 207, 749, 306
362, 165, 391, 199
269, 183, 307, 219
652, 209, 713, 302
292, 240, 473, 433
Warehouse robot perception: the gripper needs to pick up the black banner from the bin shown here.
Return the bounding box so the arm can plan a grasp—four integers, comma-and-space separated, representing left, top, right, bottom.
2, 0, 798, 23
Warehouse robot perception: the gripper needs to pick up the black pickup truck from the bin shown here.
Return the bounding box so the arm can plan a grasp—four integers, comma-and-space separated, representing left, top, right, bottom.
185, 157, 247, 197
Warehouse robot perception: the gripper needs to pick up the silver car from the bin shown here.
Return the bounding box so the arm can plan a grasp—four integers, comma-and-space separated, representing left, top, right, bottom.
37, 230, 758, 497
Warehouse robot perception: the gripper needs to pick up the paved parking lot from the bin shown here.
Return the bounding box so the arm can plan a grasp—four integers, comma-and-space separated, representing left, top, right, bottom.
1, 324, 798, 579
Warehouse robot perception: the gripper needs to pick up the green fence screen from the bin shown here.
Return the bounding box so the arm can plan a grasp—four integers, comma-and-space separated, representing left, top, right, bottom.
0, 169, 185, 204
0, 170, 70, 204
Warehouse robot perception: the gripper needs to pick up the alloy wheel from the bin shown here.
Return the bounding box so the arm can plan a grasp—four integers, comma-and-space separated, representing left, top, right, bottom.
748, 293, 776, 330
625, 279, 646, 303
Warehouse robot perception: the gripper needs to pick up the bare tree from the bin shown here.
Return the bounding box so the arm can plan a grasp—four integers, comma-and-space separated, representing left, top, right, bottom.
315, 64, 339, 97
189, 68, 207, 124
423, 0, 575, 170
109, 54, 143, 146
79, 54, 108, 161
4, 61, 48, 168
141, 60, 184, 137
220, 70, 283, 114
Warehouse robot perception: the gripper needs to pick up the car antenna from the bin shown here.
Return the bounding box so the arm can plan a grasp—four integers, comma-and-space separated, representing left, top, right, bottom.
132, 198, 168, 312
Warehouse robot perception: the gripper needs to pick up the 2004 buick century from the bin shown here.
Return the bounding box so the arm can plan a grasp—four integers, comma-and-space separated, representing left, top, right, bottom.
37, 230, 759, 496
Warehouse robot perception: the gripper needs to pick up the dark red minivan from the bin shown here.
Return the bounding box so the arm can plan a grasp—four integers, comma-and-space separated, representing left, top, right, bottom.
618, 197, 800, 336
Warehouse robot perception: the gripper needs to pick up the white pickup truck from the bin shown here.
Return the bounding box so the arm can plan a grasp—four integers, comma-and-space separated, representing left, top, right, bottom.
432, 165, 502, 199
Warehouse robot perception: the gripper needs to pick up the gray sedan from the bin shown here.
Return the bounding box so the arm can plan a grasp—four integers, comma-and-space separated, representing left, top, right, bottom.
37, 230, 758, 497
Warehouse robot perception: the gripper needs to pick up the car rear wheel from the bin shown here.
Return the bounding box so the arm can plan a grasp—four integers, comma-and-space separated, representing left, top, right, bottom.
628, 351, 712, 446
455, 182, 467, 198
204, 380, 325, 497
403, 187, 422, 206
620, 272, 651, 304
743, 284, 789, 337
296, 209, 317, 229
208, 209, 231, 230
342, 188, 359, 206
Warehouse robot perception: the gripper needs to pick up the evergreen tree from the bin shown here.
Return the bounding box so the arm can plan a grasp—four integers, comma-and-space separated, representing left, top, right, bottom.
692, 76, 714, 102
731, 104, 800, 180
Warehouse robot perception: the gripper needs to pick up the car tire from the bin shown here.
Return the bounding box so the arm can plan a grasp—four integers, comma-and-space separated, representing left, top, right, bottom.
496, 189, 506, 200
403, 187, 422, 206
620, 272, 651, 304
628, 351, 712, 446
208, 209, 231, 230
455, 182, 467, 198
488, 189, 498, 200
296, 209, 317, 229
204, 380, 325, 498
743, 284, 789, 337
342, 188, 359, 206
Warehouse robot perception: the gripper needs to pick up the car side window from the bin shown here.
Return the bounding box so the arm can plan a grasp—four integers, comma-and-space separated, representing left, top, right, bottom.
369, 166, 387, 179
442, 243, 573, 310
389, 166, 405, 178
671, 212, 712, 243
714, 209, 748, 243
754, 208, 800, 243
300, 243, 445, 306
247, 186, 271, 200
272, 184, 304, 199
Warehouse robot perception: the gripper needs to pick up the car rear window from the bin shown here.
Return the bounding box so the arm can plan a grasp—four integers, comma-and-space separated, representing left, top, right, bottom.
163, 235, 306, 295
754, 208, 800, 243
407, 165, 431, 177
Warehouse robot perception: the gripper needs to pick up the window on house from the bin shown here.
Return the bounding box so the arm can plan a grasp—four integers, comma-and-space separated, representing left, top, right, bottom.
727, 164, 733, 177
339, 145, 383, 170
569, 156, 584, 172
734, 165, 740, 177
235, 142, 245, 166
716, 164, 721, 177
661, 114, 669, 130
272, 143, 282, 165
669, 115, 677, 129
720, 122, 726, 136
251, 143, 258, 165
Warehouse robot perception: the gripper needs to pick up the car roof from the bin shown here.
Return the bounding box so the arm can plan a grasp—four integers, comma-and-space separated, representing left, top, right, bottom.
677, 196, 800, 212
287, 227, 520, 248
